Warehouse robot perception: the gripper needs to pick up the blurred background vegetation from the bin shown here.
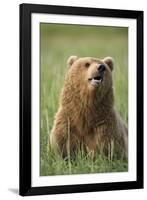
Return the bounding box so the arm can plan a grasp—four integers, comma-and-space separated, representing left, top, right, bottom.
40, 23, 128, 176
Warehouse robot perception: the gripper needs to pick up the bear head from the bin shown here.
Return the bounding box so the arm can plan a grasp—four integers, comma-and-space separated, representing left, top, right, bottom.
66, 56, 114, 97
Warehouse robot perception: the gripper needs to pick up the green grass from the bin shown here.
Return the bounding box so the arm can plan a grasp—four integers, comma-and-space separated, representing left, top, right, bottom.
40, 24, 128, 176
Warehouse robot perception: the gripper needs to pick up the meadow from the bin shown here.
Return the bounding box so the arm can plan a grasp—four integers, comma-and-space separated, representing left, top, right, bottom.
40, 24, 128, 176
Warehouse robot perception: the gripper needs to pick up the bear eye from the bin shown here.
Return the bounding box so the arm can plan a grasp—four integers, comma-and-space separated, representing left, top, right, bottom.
85, 62, 90, 68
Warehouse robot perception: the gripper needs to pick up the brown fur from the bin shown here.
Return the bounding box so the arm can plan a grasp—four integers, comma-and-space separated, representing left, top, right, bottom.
50, 56, 128, 159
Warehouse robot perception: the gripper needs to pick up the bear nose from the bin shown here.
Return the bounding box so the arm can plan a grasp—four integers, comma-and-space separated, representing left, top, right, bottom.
97, 64, 105, 72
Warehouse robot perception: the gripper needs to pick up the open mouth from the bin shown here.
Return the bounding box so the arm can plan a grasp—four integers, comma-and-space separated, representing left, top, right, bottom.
88, 75, 103, 86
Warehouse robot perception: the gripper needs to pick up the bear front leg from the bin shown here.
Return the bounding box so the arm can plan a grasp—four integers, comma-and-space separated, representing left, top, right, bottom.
49, 111, 67, 157
49, 109, 74, 158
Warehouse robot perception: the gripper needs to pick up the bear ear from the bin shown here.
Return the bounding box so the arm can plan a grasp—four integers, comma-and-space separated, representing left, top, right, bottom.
103, 57, 114, 71
67, 56, 78, 67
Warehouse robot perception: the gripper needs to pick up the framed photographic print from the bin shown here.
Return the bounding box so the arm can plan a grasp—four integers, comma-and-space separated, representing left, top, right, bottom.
19, 3, 144, 196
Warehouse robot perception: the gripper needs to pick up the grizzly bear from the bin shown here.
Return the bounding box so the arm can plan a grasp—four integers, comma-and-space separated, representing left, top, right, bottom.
50, 56, 128, 160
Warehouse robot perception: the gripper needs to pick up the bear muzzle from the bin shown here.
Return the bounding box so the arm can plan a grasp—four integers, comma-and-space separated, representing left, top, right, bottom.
88, 75, 103, 87
88, 73, 104, 87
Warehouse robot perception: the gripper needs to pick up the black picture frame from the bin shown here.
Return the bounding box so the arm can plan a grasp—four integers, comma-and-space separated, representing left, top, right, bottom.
19, 3, 144, 196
